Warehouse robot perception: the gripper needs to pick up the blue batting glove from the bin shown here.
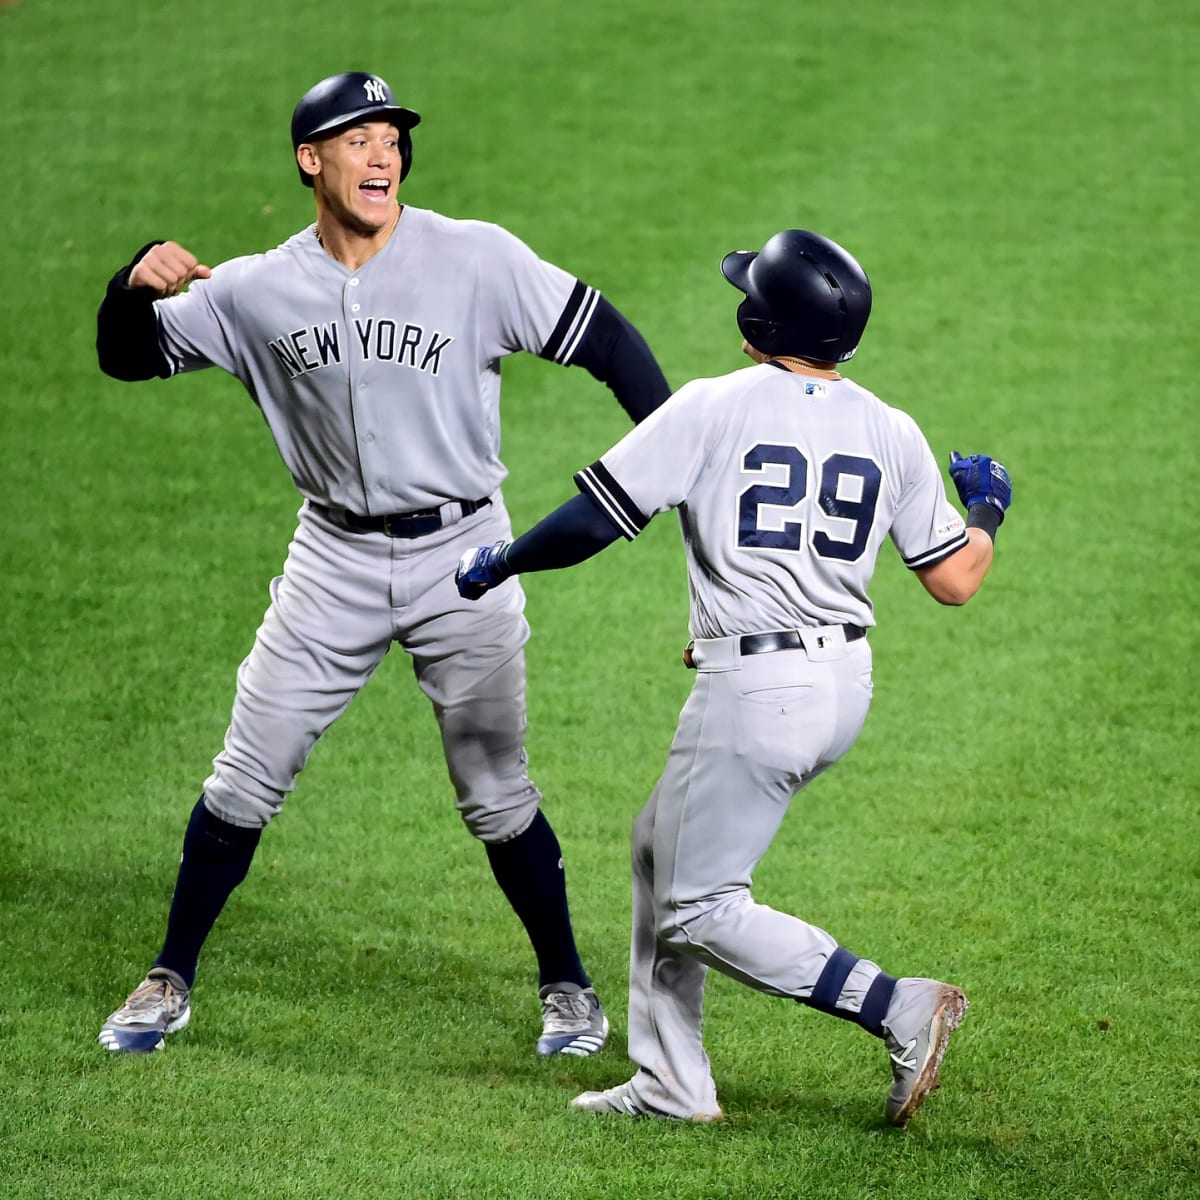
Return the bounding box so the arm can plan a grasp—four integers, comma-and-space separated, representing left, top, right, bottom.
949, 451, 1012, 518
456, 541, 513, 600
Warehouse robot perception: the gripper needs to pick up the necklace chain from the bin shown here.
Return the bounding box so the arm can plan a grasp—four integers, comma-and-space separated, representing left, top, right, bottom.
771, 356, 842, 379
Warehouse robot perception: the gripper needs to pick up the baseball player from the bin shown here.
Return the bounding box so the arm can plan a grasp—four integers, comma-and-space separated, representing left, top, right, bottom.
455, 229, 1013, 1125
94, 71, 674, 1057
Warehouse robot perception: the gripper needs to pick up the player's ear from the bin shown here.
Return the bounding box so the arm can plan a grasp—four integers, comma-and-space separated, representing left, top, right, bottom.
297, 143, 321, 183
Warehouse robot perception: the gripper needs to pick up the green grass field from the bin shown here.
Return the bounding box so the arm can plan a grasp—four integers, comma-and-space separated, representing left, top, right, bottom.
1, 0, 1197, 1196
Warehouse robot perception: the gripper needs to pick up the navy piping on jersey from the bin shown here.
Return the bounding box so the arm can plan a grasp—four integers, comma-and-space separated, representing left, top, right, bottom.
903, 530, 970, 570
574, 460, 648, 540
541, 280, 600, 365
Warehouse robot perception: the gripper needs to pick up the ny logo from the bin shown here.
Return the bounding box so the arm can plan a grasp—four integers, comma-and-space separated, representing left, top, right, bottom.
363, 78, 388, 103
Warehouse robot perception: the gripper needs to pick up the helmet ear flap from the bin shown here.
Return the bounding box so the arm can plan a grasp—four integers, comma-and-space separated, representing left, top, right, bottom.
736, 298, 783, 357
398, 130, 413, 182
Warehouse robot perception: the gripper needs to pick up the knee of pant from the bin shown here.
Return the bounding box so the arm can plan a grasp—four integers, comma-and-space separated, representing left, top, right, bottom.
657, 908, 697, 950
441, 702, 539, 843
656, 891, 747, 950
456, 781, 542, 844
202, 775, 280, 829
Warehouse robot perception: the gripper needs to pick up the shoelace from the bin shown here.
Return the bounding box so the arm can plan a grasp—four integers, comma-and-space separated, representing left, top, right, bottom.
542, 991, 592, 1029
124, 977, 181, 1015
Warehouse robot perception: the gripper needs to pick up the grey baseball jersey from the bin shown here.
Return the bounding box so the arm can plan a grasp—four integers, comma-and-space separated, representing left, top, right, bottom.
576, 361, 967, 637
151, 208, 599, 838
155, 205, 595, 512
572, 361, 967, 1118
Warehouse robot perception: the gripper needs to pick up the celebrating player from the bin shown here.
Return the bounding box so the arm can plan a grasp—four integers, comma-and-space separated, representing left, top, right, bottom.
95, 71, 674, 1057
455, 229, 1013, 1126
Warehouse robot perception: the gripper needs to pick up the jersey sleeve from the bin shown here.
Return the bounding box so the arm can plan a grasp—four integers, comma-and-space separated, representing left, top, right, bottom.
479, 224, 597, 360
153, 258, 248, 376
573, 380, 714, 539
889, 417, 969, 569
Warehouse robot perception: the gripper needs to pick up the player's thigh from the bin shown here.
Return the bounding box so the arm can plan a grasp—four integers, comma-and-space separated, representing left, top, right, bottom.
648, 672, 793, 909
208, 517, 396, 821
231, 575, 392, 723
405, 569, 536, 838
401, 496, 530, 713
241, 512, 397, 708
407, 565, 530, 706
411, 591, 531, 780
651, 656, 862, 909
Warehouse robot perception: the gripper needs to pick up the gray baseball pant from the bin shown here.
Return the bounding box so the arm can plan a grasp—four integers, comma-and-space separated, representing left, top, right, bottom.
622, 627, 883, 1117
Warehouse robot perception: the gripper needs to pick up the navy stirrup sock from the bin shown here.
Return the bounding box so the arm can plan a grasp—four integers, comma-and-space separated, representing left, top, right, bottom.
154, 795, 262, 988
801, 945, 897, 1036
485, 809, 589, 990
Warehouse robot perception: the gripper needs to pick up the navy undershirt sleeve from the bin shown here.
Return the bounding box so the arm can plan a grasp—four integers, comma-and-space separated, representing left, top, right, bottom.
545, 293, 671, 424
96, 242, 172, 381
504, 492, 625, 575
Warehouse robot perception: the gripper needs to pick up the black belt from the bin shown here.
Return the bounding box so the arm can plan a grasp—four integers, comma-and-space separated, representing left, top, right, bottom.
318, 497, 491, 539
683, 625, 866, 669
739, 625, 865, 655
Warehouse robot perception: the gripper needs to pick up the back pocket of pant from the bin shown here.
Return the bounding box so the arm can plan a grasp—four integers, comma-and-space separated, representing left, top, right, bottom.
735, 685, 818, 775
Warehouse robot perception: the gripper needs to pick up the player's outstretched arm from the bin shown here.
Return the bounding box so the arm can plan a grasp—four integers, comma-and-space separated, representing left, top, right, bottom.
552, 295, 672, 423
456, 493, 624, 600
916, 451, 1012, 606
96, 241, 212, 381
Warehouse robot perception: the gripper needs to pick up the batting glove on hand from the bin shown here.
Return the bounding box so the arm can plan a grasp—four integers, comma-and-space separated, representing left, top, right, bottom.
456, 541, 513, 600
949, 451, 1013, 519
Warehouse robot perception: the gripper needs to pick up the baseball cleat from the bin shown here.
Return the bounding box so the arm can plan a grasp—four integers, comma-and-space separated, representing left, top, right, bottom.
536, 982, 610, 1056
98, 967, 191, 1053
880, 977, 968, 1126
571, 1081, 723, 1123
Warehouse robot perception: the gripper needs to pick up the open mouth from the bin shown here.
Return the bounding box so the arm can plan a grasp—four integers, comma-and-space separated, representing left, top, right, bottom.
359, 179, 391, 202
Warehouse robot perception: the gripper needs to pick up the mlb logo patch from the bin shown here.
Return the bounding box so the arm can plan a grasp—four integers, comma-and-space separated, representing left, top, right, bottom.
804, 382, 827, 397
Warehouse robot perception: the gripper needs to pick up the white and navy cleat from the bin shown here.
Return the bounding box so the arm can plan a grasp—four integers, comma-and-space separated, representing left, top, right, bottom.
536, 982, 609, 1057
98, 967, 191, 1053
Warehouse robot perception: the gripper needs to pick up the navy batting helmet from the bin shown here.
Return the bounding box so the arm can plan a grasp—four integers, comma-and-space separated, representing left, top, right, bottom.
720, 230, 872, 363
291, 72, 421, 188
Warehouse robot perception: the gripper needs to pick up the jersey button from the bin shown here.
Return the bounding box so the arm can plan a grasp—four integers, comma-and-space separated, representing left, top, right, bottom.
365, 433, 375, 442
349, 278, 360, 286
352, 304, 360, 312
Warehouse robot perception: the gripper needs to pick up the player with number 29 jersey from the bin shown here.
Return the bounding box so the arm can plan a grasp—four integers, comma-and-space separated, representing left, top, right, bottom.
455, 228, 1013, 1127
577, 363, 967, 637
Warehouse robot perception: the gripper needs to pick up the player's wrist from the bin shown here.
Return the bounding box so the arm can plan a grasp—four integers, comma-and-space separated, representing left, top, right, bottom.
491, 542, 514, 583
966, 502, 1002, 541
